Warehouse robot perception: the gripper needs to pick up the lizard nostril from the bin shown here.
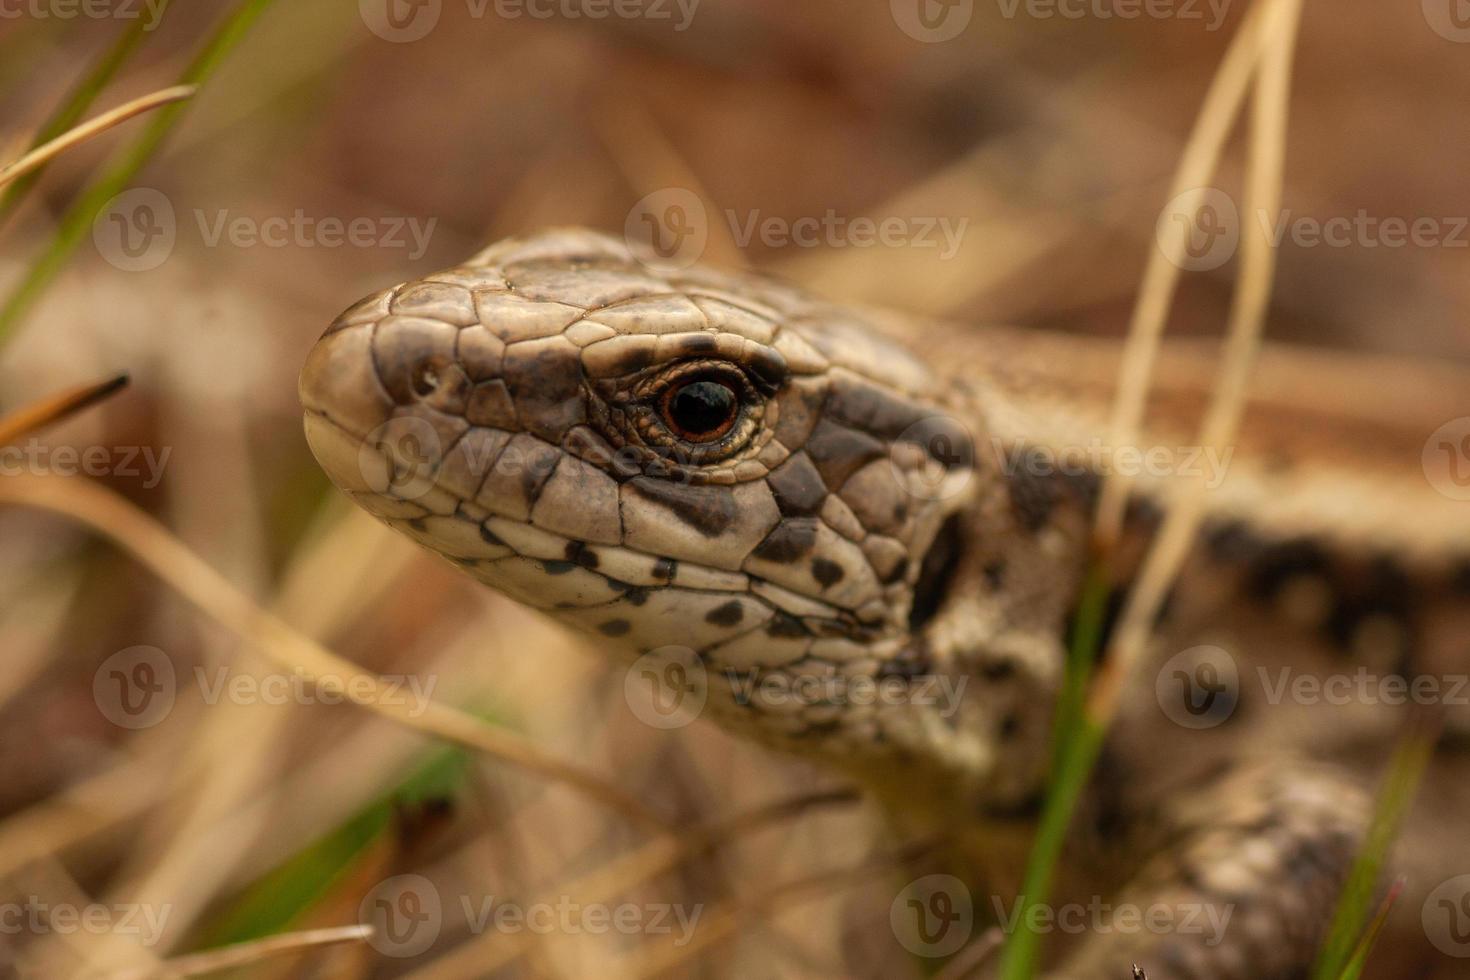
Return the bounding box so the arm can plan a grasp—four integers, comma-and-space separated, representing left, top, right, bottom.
412, 361, 441, 398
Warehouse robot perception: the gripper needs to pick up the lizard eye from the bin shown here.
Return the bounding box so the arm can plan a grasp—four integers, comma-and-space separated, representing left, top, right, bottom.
660, 377, 739, 443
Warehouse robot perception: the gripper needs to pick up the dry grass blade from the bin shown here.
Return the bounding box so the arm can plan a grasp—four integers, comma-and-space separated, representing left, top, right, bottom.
1092, 0, 1278, 549
0, 86, 196, 190
404, 788, 857, 980
1088, 0, 1303, 722
622, 842, 928, 979
0, 374, 129, 445
101, 924, 372, 980
0, 472, 671, 835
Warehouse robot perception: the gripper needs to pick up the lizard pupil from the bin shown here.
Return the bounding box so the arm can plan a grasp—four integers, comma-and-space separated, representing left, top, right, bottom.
663, 379, 738, 442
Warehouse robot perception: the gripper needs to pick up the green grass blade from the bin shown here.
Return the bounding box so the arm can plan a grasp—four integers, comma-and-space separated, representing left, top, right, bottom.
1333, 877, 1405, 980
1312, 725, 1435, 980
0, 2, 172, 229
997, 560, 1111, 980
195, 746, 469, 947
0, 0, 280, 348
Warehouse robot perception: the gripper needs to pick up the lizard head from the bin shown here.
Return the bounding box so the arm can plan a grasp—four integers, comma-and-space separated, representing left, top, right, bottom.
300, 229, 987, 754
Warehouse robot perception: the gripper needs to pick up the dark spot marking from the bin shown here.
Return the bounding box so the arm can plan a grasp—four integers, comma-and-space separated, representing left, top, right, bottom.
542, 560, 576, 576
825, 373, 930, 440
706, 600, 745, 626
983, 560, 1006, 589
752, 519, 819, 564
999, 712, 1022, 739
652, 558, 676, 581
598, 619, 631, 637
981, 659, 1016, 681
1452, 559, 1470, 596
479, 524, 505, 546
766, 613, 810, 638
408, 517, 429, 533
804, 417, 885, 490
1006, 467, 1061, 533
1205, 519, 1261, 564
909, 514, 964, 631
627, 478, 737, 537
564, 541, 599, 569
1325, 556, 1414, 664
1247, 538, 1331, 601
745, 346, 789, 394
502, 338, 586, 441
624, 588, 651, 607
811, 558, 844, 589
766, 453, 827, 516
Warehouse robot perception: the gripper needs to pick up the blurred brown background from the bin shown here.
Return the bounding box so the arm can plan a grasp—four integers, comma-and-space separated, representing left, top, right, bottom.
0, 1, 1466, 976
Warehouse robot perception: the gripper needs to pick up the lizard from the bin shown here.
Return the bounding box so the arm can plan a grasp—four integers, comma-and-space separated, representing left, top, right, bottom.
299, 227, 1470, 978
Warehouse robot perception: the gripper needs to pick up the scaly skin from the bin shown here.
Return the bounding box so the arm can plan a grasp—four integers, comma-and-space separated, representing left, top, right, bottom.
300, 228, 1470, 978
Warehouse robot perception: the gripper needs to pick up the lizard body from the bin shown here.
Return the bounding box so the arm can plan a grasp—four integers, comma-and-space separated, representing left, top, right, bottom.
300, 228, 1470, 977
